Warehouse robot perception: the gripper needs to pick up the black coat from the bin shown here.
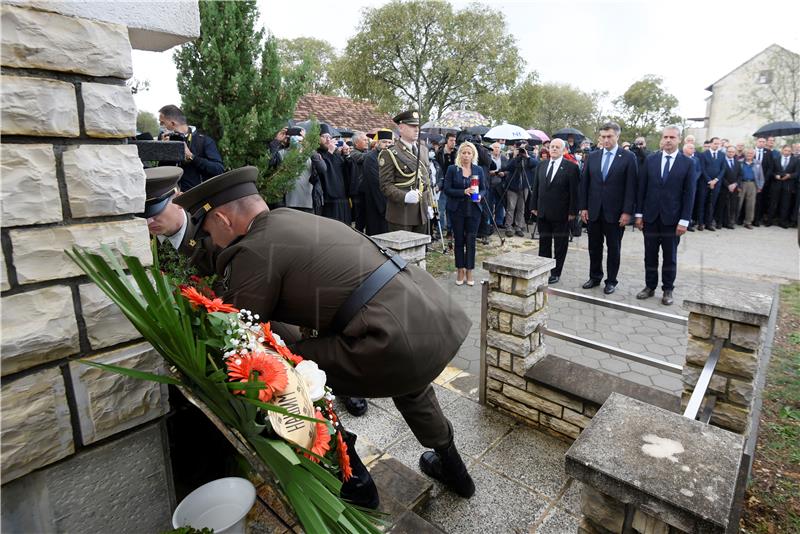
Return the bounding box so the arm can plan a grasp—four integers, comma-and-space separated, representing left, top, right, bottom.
160, 129, 225, 191
503, 155, 537, 192
361, 149, 388, 236
531, 158, 579, 221
579, 147, 638, 222
318, 149, 351, 224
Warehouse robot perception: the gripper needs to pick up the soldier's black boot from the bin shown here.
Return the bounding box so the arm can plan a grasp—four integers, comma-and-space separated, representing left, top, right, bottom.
419, 440, 475, 498
342, 396, 368, 416
339, 432, 380, 509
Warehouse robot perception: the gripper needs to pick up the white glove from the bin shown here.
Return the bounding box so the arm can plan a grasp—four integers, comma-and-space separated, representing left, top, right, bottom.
404, 190, 420, 204
427, 206, 434, 220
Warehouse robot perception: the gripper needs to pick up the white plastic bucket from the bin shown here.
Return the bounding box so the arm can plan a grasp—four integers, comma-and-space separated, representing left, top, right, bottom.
172, 477, 256, 534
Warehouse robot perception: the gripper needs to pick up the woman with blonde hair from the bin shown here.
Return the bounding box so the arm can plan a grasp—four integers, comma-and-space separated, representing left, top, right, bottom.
443, 141, 487, 286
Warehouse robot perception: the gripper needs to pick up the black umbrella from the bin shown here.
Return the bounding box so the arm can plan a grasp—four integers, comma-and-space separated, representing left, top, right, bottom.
295, 120, 340, 137
752, 121, 800, 137
420, 132, 444, 144
465, 125, 490, 136
552, 127, 585, 141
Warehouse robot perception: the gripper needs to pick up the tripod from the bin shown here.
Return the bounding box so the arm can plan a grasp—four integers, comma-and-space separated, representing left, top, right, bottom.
495, 156, 536, 235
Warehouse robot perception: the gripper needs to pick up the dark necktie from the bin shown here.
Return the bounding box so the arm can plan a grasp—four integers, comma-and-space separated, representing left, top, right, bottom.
662, 155, 672, 181
546, 162, 555, 183
712, 151, 716, 160
784, 157, 789, 170
757, 149, 762, 162
728, 158, 733, 169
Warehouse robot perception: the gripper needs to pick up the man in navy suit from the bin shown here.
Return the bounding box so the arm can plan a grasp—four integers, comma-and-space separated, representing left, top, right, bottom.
695, 137, 725, 231
578, 122, 637, 294
635, 126, 696, 306
531, 138, 579, 284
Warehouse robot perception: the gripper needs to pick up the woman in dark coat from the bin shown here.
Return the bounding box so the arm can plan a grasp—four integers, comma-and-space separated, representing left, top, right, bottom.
443, 141, 487, 286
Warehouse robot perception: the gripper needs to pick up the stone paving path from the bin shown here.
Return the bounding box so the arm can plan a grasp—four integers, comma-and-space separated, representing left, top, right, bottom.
436, 225, 795, 395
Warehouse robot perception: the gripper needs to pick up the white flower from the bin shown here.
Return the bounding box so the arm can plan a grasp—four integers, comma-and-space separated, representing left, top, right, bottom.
295, 360, 327, 402
273, 333, 286, 347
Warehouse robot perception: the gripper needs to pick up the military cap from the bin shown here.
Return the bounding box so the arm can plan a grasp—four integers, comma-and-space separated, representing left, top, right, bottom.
392, 110, 420, 126
141, 167, 183, 218
375, 129, 393, 141
173, 166, 259, 230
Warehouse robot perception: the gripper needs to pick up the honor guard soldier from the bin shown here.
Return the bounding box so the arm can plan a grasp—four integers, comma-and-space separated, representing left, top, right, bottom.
175, 166, 476, 508
140, 167, 215, 276
378, 110, 433, 233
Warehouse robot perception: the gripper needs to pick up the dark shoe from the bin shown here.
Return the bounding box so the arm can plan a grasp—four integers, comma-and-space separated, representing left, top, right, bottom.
419, 441, 475, 498
582, 279, 601, 289
636, 287, 655, 299
697, 224, 705, 231
764, 221, 772, 227
687, 225, 695, 232
505, 229, 514, 237
343, 396, 368, 417
514, 229, 524, 237
662, 290, 674, 306
707, 225, 716, 232
340, 432, 380, 509
779, 222, 789, 229
752, 222, 760, 227
724, 224, 734, 229
604, 283, 617, 295
715, 223, 722, 230
548, 275, 560, 284
744, 223, 753, 229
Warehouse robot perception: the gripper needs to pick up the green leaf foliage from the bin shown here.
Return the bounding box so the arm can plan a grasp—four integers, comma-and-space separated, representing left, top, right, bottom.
278, 37, 340, 95
611, 75, 681, 143
332, 0, 522, 121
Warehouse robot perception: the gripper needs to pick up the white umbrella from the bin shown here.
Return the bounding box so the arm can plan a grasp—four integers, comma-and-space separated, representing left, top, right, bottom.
485, 124, 531, 141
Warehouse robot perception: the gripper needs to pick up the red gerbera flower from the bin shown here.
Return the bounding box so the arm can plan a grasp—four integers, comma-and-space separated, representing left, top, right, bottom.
336, 430, 353, 481
306, 410, 331, 462
180, 286, 238, 314
226, 352, 288, 403
261, 323, 303, 365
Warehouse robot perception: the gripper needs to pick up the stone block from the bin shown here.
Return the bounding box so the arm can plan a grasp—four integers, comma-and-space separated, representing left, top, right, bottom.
0, 248, 8, 291
393, 246, 425, 263
540, 413, 580, 439
687, 313, 712, 339
483, 251, 555, 279
488, 272, 499, 289
730, 323, 761, 351
498, 350, 511, 371
81, 83, 137, 138
0, 423, 172, 533
712, 319, 731, 339
503, 385, 563, 418
510, 310, 545, 337
487, 378, 503, 391
499, 275, 513, 294
63, 144, 145, 217
487, 309, 499, 330
485, 347, 498, 366
580, 485, 625, 533
486, 388, 539, 423
1, 367, 74, 482
527, 382, 583, 412
563, 408, 593, 429
0, 75, 78, 137
78, 283, 139, 349
511, 346, 545, 377
69, 343, 169, 445
709, 401, 748, 433
685, 338, 757, 379
682, 287, 772, 326
371, 230, 430, 250
584, 403, 600, 417
486, 330, 530, 357
1, 286, 79, 376
0, 5, 133, 78
487, 366, 526, 390
632, 509, 670, 534
488, 290, 537, 315
511, 274, 546, 297
726, 378, 754, 406
498, 311, 511, 333
0, 144, 62, 226
10, 219, 152, 284
681, 364, 727, 395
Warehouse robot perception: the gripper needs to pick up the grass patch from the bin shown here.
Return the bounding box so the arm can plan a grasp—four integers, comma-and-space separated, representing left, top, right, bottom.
425, 236, 522, 277
740, 282, 800, 533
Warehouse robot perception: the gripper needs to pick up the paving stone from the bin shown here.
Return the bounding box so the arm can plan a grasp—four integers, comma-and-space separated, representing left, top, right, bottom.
534, 506, 581, 533
558, 478, 583, 516
387, 510, 445, 533
338, 403, 410, 451
441, 395, 516, 458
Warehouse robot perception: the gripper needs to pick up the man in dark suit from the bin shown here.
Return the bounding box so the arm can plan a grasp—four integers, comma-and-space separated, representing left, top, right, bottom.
158, 104, 225, 191
767, 145, 800, 227
531, 138, 579, 284
717, 145, 740, 229
635, 126, 696, 306
683, 142, 703, 233
578, 122, 637, 294
696, 137, 725, 231
753, 137, 775, 226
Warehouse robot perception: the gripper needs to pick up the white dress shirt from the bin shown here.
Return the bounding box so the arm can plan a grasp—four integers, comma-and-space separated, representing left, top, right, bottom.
547, 157, 562, 182
157, 210, 188, 250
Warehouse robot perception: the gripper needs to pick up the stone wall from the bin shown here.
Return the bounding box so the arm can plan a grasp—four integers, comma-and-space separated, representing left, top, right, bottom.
0, 3, 198, 530
371, 230, 430, 270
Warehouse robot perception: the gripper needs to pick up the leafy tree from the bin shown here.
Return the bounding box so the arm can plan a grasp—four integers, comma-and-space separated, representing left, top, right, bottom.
476, 72, 541, 127
136, 111, 159, 137
529, 83, 602, 137
611, 75, 681, 142
333, 0, 522, 121
277, 37, 339, 95
173, 0, 313, 202
740, 46, 800, 122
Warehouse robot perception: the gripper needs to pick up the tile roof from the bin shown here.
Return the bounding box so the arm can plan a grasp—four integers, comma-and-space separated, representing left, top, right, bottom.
293, 93, 396, 133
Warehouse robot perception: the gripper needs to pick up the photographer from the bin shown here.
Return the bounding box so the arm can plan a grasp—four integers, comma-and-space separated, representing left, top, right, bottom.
628, 136, 650, 168
277, 127, 326, 214
317, 125, 352, 224
502, 143, 537, 237
158, 105, 225, 191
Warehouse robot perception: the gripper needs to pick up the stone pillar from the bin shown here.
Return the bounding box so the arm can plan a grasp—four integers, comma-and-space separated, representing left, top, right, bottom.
481, 253, 558, 426
1, 3, 199, 531
372, 230, 430, 269
681, 288, 773, 434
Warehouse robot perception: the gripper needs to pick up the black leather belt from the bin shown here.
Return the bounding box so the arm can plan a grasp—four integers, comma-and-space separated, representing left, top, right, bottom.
330, 252, 407, 333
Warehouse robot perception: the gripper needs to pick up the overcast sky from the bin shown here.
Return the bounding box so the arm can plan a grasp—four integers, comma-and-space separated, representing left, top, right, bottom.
132, 0, 800, 123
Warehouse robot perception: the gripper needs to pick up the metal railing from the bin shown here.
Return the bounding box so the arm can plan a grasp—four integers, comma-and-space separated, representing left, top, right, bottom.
682, 337, 724, 420
541, 287, 688, 326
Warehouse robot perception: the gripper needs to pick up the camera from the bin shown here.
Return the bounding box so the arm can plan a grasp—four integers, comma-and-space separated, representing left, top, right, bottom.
168, 131, 187, 143
286, 127, 302, 137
